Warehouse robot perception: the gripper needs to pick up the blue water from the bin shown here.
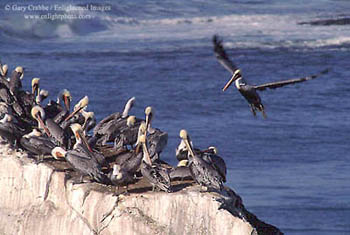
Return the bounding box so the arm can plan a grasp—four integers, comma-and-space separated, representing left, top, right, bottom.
1, 0, 350, 234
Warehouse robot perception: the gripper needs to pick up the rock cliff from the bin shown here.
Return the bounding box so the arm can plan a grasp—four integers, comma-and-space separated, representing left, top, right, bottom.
0, 144, 283, 235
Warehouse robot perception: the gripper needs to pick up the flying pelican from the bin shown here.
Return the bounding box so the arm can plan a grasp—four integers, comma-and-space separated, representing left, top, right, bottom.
20, 128, 56, 163
144, 106, 168, 162
51, 146, 110, 184
179, 129, 224, 191
140, 134, 172, 193
213, 35, 329, 117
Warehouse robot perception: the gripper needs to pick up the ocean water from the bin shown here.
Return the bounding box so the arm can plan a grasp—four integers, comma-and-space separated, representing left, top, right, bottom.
1, 0, 350, 234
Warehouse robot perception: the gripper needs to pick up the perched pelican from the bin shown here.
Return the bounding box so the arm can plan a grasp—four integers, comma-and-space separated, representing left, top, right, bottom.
31, 78, 40, 97
93, 97, 135, 141
140, 134, 172, 193
81, 110, 96, 134
176, 141, 227, 183
213, 35, 329, 117
0, 114, 25, 146
144, 106, 168, 162
9, 66, 24, 97
31, 106, 51, 137
108, 123, 146, 195
20, 128, 56, 163
70, 123, 108, 168
179, 129, 224, 191
52, 146, 110, 184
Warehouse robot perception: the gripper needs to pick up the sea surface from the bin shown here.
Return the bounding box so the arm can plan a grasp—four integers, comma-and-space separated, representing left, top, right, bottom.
1, 0, 350, 234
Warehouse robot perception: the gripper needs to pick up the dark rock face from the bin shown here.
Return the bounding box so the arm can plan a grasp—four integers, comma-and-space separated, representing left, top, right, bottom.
0, 144, 283, 235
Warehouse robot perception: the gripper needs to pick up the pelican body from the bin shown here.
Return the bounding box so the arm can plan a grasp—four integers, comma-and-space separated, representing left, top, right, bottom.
52, 147, 110, 184
179, 130, 224, 191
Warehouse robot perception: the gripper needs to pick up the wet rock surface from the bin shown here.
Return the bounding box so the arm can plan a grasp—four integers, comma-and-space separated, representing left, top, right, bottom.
0, 144, 283, 235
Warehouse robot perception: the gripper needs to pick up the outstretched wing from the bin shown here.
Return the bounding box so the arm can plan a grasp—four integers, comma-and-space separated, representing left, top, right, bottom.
254, 69, 329, 91
213, 35, 238, 74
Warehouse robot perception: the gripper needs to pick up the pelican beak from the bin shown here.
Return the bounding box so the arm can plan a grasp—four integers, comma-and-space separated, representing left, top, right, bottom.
77, 130, 93, 152
140, 135, 152, 165
222, 69, 241, 91
65, 107, 81, 121
36, 114, 51, 137
135, 143, 141, 154
63, 95, 71, 112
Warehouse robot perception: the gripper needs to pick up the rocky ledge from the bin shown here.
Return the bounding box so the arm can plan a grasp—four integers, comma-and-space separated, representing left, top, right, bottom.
0, 144, 283, 235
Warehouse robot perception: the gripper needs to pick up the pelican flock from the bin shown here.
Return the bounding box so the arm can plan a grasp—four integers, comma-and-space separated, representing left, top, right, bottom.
0, 38, 329, 197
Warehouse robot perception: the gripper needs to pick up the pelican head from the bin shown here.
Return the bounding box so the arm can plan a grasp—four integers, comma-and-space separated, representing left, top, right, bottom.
122, 97, 136, 118
222, 69, 242, 91
70, 123, 93, 152
51, 147, 67, 160
145, 106, 154, 133
31, 105, 45, 121
127, 115, 136, 127
179, 129, 195, 158
36, 89, 49, 104
0, 64, 8, 77
208, 146, 218, 154
60, 89, 72, 111
31, 78, 40, 95
15, 66, 24, 79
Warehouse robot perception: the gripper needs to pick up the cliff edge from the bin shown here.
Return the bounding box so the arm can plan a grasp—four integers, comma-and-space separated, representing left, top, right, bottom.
0, 144, 283, 235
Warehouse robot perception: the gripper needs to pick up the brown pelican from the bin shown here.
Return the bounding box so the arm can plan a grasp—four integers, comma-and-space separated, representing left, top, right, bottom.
179, 129, 224, 191
70, 123, 107, 168
51, 146, 110, 184
213, 35, 329, 118
31, 106, 51, 137
108, 123, 146, 195
140, 134, 172, 193
20, 128, 56, 163
0, 114, 25, 146
31, 78, 40, 97
93, 97, 136, 145
30, 105, 70, 148
9, 66, 24, 97
144, 106, 168, 162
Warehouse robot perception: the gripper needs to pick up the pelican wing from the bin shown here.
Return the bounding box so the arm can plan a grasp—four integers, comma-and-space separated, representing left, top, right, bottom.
213, 35, 238, 74
254, 69, 329, 91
